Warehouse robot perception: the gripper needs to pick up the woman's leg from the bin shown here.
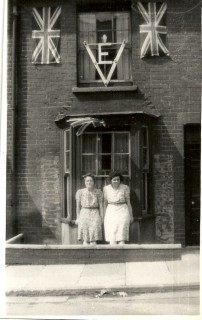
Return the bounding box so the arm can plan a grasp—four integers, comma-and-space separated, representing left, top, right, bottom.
118, 241, 125, 245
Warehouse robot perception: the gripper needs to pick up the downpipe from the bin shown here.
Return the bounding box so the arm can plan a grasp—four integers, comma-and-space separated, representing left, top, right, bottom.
10, 0, 17, 236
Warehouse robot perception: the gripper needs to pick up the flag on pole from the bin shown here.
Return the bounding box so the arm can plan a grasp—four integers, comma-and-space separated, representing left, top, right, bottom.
137, 2, 169, 58
32, 7, 61, 64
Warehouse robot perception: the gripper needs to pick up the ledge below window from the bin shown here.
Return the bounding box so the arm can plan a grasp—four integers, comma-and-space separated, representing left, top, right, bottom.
72, 85, 138, 93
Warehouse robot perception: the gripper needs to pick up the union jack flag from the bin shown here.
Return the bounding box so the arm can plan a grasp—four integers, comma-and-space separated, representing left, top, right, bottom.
137, 2, 169, 58
32, 7, 61, 64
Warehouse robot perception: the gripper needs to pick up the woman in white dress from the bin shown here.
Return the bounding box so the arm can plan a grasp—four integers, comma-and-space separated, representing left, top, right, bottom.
75, 173, 103, 245
104, 172, 133, 245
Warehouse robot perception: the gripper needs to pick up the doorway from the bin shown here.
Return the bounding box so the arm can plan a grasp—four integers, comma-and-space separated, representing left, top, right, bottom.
184, 124, 201, 246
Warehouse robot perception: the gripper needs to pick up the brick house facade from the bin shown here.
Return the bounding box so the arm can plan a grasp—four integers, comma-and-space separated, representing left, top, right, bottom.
7, 0, 201, 246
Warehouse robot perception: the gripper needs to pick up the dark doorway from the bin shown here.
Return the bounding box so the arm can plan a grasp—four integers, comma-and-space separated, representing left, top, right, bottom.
184, 124, 201, 246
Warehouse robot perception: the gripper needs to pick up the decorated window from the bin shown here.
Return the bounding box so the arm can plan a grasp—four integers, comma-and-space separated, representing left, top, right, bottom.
78, 12, 131, 84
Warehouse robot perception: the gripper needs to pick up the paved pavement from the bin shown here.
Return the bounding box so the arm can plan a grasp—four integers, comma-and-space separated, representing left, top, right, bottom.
5, 250, 200, 296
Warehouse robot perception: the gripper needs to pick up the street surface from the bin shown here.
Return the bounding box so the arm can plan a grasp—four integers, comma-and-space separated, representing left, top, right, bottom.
6, 289, 200, 316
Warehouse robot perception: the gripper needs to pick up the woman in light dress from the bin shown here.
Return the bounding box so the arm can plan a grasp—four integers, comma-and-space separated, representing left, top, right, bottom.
104, 171, 133, 245
75, 173, 103, 245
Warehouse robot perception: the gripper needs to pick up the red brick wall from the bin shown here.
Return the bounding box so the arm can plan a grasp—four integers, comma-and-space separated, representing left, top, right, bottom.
7, 0, 200, 244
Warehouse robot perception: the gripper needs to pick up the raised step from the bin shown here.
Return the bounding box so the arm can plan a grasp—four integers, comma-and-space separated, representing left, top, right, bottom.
6, 244, 182, 265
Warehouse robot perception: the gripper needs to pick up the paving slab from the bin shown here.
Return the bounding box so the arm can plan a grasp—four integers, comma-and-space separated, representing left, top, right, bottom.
166, 255, 200, 285
6, 266, 45, 291
77, 263, 125, 287
126, 261, 174, 286
24, 265, 85, 290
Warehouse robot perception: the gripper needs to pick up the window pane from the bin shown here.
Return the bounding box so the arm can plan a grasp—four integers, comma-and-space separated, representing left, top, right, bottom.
115, 13, 129, 42
79, 14, 96, 43
82, 155, 96, 174
142, 173, 150, 212
96, 12, 113, 42
142, 127, 148, 147
143, 148, 148, 169
114, 154, 129, 175
64, 175, 70, 218
65, 130, 70, 151
114, 133, 129, 153
99, 134, 111, 154
98, 155, 111, 175
65, 151, 70, 172
142, 173, 147, 211
117, 49, 130, 80
82, 134, 96, 153
95, 177, 108, 189
123, 176, 130, 186
80, 50, 96, 81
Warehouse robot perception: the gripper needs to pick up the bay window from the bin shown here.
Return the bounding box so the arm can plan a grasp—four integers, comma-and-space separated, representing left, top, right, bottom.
62, 123, 152, 220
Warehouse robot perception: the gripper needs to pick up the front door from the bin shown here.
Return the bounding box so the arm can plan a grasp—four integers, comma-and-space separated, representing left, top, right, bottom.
185, 125, 201, 246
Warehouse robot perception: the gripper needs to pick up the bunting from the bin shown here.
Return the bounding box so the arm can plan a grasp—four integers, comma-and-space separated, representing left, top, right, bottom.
137, 2, 169, 58
32, 7, 61, 64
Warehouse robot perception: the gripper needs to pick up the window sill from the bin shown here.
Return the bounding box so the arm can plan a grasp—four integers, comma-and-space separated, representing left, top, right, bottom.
72, 85, 137, 93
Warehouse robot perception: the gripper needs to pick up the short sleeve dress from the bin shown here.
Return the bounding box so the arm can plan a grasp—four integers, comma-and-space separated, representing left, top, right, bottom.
76, 188, 103, 242
104, 184, 130, 242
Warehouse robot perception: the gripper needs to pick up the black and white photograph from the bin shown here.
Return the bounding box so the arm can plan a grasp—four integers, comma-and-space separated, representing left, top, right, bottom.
0, 0, 201, 317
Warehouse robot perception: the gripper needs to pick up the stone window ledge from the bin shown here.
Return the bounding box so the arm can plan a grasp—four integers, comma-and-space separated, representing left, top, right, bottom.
72, 85, 137, 93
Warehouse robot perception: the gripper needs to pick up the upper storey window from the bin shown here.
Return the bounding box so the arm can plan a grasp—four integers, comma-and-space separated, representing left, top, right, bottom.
78, 12, 131, 84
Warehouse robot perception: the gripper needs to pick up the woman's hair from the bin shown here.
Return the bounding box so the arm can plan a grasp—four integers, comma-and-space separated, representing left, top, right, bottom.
108, 171, 124, 183
82, 173, 95, 182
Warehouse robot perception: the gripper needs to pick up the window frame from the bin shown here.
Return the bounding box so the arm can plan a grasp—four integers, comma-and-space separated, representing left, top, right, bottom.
77, 11, 132, 85
63, 128, 73, 219
141, 125, 150, 214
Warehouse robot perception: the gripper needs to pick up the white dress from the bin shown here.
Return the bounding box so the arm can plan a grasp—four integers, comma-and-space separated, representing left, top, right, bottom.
104, 184, 131, 242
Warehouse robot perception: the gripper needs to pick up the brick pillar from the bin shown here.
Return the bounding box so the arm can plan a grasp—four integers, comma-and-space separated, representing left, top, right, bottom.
154, 154, 174, 243
41, 155, 61, 244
